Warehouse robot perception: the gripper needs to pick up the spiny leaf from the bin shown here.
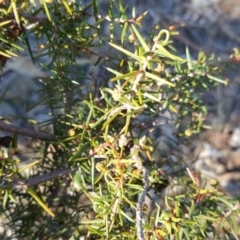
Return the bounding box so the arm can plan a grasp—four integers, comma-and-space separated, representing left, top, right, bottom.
27, 187, 55, 218
108, 42, 145, 63
145, 71, 175, 87
131, 24, 150, 52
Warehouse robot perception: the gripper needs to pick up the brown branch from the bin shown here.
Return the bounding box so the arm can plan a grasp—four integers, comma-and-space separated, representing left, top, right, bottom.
0, 122, 56, 141
0, 167, 78, 190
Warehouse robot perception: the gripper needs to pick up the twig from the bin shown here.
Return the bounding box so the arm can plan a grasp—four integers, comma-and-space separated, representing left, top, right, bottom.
0, 122, 56, 141
0, 167, 77, 190
136, 165, 149, 240
224, 202, 240, 218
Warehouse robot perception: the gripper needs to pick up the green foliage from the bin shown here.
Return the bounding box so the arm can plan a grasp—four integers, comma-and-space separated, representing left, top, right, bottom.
0, 0, 239, 239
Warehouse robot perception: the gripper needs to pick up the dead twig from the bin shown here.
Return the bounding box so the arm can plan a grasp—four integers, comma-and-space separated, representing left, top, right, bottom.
136, 165, 149, 240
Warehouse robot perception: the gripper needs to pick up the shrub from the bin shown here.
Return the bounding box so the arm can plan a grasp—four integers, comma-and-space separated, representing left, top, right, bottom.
0, 0, 239, 239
